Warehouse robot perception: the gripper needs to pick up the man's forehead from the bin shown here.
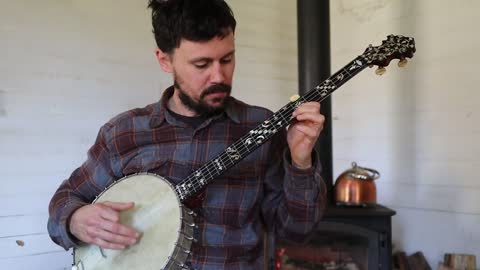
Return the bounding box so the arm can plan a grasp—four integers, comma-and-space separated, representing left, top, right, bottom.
174, 32, 235, 58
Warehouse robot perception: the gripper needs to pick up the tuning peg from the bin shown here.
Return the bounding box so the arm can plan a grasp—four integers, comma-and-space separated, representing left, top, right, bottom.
375, 67, 386, 76
398, 58, 408, 67
290, 94, 300, 102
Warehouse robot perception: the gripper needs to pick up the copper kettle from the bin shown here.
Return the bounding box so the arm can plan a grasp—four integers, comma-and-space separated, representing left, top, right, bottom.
335, 162, 380, 206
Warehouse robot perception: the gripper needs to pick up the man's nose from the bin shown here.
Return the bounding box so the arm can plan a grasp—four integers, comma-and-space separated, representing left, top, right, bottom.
210, 62, 225, 83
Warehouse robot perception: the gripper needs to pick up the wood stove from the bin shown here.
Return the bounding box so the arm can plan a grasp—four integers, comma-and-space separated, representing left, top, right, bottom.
275, 205, 395, 270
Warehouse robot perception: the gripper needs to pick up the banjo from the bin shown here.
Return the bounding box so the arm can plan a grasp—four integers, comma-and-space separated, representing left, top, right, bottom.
72, 35, 415, 270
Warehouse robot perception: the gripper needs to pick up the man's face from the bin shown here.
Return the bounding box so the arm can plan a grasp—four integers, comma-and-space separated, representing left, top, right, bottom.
160, 31, 235, 115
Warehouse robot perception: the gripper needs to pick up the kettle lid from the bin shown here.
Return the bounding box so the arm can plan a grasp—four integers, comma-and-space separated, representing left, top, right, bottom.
343, 162, 380, 180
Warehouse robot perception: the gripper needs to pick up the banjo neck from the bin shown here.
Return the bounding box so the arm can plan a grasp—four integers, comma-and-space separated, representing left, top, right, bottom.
174, 35, 416, 203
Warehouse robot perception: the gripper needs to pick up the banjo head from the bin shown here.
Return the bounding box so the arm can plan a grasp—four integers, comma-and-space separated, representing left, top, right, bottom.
73, 173, 189, 270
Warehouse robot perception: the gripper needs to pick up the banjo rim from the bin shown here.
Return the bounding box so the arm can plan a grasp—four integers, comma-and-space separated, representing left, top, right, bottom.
72, 173, 194, 270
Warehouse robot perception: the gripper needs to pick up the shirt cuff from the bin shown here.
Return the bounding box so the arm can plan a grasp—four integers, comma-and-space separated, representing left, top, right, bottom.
283, 149, 321, 189
59, 200, 88, 249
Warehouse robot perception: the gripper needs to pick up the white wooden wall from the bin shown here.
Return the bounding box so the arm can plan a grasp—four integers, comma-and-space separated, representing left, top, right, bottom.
0, 0, 297, 269
2, 0, 478, 269
330, 0, 480, 267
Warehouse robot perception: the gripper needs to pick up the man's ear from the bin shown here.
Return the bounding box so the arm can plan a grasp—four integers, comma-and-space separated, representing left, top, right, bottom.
155, 48, 173, 73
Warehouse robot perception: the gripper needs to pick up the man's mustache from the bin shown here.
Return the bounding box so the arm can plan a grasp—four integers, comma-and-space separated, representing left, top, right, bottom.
201, 84, 231, 98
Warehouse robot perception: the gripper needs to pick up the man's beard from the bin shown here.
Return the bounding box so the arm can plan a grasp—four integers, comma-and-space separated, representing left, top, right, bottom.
173, 79, 232, 116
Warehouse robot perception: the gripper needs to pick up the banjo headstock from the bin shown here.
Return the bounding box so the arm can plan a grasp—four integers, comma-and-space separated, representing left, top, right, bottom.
361, 35, 416, 75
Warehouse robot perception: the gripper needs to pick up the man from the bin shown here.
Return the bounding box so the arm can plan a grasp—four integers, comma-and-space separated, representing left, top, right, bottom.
48, 0, 327, 269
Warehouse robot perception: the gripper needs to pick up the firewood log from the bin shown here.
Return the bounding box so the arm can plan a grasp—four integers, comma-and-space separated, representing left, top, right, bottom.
444, 253, 476, 270
408, 251, 431, 270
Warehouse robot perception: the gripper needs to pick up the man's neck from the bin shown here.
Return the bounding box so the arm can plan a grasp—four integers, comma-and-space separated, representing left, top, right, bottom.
167, 91, 198, 117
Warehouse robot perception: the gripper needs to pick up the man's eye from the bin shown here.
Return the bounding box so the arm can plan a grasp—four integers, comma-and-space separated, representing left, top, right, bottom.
194, 63, 208, 69
221, 58, 232, 64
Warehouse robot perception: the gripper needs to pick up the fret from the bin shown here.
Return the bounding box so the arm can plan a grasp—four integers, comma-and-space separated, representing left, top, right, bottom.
214, 158, 225, 171
226, 146, 241, 162
201, 166, 215, 183
175, 185, 186, 200
242, 134, 257, 149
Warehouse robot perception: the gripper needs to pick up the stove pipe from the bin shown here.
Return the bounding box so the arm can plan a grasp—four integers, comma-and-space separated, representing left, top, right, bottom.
297, 0, 334, 204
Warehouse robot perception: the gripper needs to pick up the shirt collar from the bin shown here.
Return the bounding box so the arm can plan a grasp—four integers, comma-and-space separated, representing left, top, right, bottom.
149, 86, 241, 128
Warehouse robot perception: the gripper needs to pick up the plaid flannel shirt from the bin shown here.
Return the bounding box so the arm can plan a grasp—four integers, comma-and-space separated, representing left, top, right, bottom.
48, 86, 326, 269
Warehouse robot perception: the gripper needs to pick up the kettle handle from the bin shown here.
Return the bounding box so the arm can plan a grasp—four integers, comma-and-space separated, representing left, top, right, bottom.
349, 162, 380, 180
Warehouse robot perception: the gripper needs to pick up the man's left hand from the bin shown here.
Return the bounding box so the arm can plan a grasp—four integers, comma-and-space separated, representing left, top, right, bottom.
287, 102, 325, 169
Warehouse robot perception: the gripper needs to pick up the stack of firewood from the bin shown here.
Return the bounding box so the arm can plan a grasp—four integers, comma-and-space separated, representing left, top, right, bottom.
393, 252, 476, 270
393, 251, 431, 270
439, 254, 476, 270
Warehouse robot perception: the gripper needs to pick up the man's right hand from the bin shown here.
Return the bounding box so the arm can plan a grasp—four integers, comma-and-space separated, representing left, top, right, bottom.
69, 201, 140, 250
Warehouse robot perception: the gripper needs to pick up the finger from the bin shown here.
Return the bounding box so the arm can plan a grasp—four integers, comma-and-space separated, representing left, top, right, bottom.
102, 201, 135, 211
292, 102, 321, 116
295, 112, 325, 125
99, 220, 140, 238
294, 124, 320, 138
91, 237, 126, 250
99, 206, 121, 223
293, 107, 322, 119
86, 226, 137, 246
98, 202, 135, 223
297, 101, 320, 109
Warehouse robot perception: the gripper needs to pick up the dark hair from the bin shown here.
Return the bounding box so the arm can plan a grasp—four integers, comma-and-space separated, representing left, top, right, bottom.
147, 0, 237, 54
